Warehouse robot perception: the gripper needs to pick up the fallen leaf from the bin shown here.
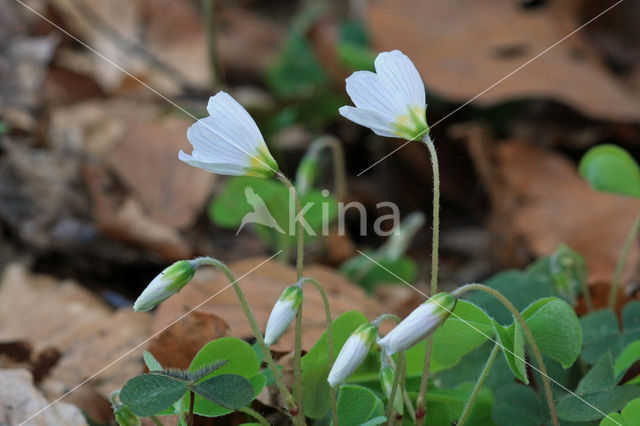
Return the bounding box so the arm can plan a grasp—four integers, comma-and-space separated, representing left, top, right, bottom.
368, 0, 640, 121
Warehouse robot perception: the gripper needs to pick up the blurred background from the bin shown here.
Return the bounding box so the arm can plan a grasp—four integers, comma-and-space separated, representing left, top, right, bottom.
2, 0, 640, 423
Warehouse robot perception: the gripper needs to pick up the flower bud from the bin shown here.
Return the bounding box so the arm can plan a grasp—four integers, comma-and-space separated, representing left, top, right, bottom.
111, 391, 141, 426
327, 323, 378, 387
379, 366, 403, 416
378, 292, 456, 355
264, 285, 304, 347
133, 260, 196, 312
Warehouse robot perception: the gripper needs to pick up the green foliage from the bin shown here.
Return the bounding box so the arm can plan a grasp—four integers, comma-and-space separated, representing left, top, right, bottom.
190, 374, 254, 410
614, 340, 640, 384
579, 144, 640, 198
492, 384, 545, 426
337, 19, 376, 71
209, 176, 338, 251
493, 319, 527, 383
336, 385, 386, 426
143, 351, 162, 371
580, 302, 640, 364
301, 311, 379, 419
185, 337, 265, 417
422, 384, 495, 425
549, 244, 587, 306
600, 398, 640, 426
120, 374, 188, 417
341, 252, 417, 291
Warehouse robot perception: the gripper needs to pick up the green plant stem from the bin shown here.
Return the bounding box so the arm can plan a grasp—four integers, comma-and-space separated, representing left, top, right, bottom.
416, 134, 440, 421
386, 352, 406, 425
239, 407, 269, 425
149, 415, 163, 426
277, 174, 305, 424
187, 390, 195, 426
299, 277, 337, 426
457, 342, 500, 426
453, 283, 559, 426
191, 257, 297, 418
311, 136, 348, 200
609, 211, 640, 309
201, 0, 221, 88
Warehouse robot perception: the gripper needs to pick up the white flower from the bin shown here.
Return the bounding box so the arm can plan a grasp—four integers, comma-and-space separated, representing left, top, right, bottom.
378, 292, 456, 355
180, 92, 279, 178
328, 323, 378, 387
264, 285, 303, 347
339, 50, 428, 141
133, 260, 195, 312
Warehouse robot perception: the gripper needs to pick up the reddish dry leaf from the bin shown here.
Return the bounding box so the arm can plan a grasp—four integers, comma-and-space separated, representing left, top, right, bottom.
368, 0, 640, 121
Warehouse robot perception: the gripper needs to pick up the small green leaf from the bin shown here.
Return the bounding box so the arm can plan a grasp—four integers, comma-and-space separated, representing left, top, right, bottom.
409, 300, 493, 375
342, 253, 417, 291
557, 385, 640, 422
577, 352, 616, 394
600, 398, 640, 426
336, 385, 385, 426
615, 340, 640, 383
492, 384, 545, 426
143, 351, 162, 371
579, 144, 640, 198
581, 309, 620, 363
519, 297, 582, 368
120, 374, 188, 417
190, 374, 254, 410
493, 319, 528, 383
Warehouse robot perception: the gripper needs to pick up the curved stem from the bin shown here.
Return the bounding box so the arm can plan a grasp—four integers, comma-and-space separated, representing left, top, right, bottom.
190, 257, 296, 416
416, 134, 440, 420
278, 174, 305, 424
386, 353, 406, 425
454, 283, 559, 426
296, 136, 348, 200
609, 211, 640, 309
299, 277, 337, 426
457, 343, 500, 426
239, 407, 269, 425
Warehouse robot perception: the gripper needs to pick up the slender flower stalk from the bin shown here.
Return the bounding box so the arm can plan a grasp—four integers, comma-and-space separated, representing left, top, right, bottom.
189, 257, 297, 418
453, 283, 559, 426
328, 323, 378, 387
299, 277, 337, 426
457, 343, 500, 426
295, 135, 348, 200
381, 359, 404, 422
264, 285, 304, 347
133, 260, 196, 312
609, 211, 640, 309
239, 407, 269, 426
416, 133, 441, 419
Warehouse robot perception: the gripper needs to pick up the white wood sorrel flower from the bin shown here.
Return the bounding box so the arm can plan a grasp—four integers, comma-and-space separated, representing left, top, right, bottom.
339, 50, 428, 141
328, 323, 378, 387
378, 292, 456, 355
180, 92, 279, 178
133, 260, 195, 312
264, 285, 304, 347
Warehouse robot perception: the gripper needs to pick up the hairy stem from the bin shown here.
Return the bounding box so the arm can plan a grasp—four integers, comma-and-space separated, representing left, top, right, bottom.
457, 343, 500, 426
609, 211, 640, 309
416, 134, 440, 420
239, 407, 269, 425
201, 0, 221, 88
277, 174, 305, 423
454, 283, 559, 426
299, 277, 337, 425
191, 257, 296, 417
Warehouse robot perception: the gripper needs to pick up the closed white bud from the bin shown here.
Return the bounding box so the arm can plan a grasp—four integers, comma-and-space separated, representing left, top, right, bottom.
264, 285, 303, 347
379, 366, 403, 416
378, 292, 456, 355
133, 260, 195, 312
328, 323, 378, 388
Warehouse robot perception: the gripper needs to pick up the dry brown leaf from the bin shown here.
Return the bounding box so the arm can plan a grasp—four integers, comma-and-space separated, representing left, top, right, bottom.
468, 139, 640, 284
0, 264, 153, 400
147, 310, 230, 369
368, 0, 640, 121
153, 257, 386, 352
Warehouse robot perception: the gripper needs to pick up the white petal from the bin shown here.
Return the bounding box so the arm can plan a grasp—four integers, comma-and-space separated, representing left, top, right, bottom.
378, 304, 440, 355
345, 71, 406, 120
206, 92, 266, 153
375, 50, 425, 109
264, 300, 296, 347
338, 106, 397, 138
327, 334, 369, 387
186, 117, 251, 165
179, 150, 247, 175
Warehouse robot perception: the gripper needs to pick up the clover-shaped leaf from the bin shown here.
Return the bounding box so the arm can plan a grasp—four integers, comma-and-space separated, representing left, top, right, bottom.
579, 144, 640, 198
